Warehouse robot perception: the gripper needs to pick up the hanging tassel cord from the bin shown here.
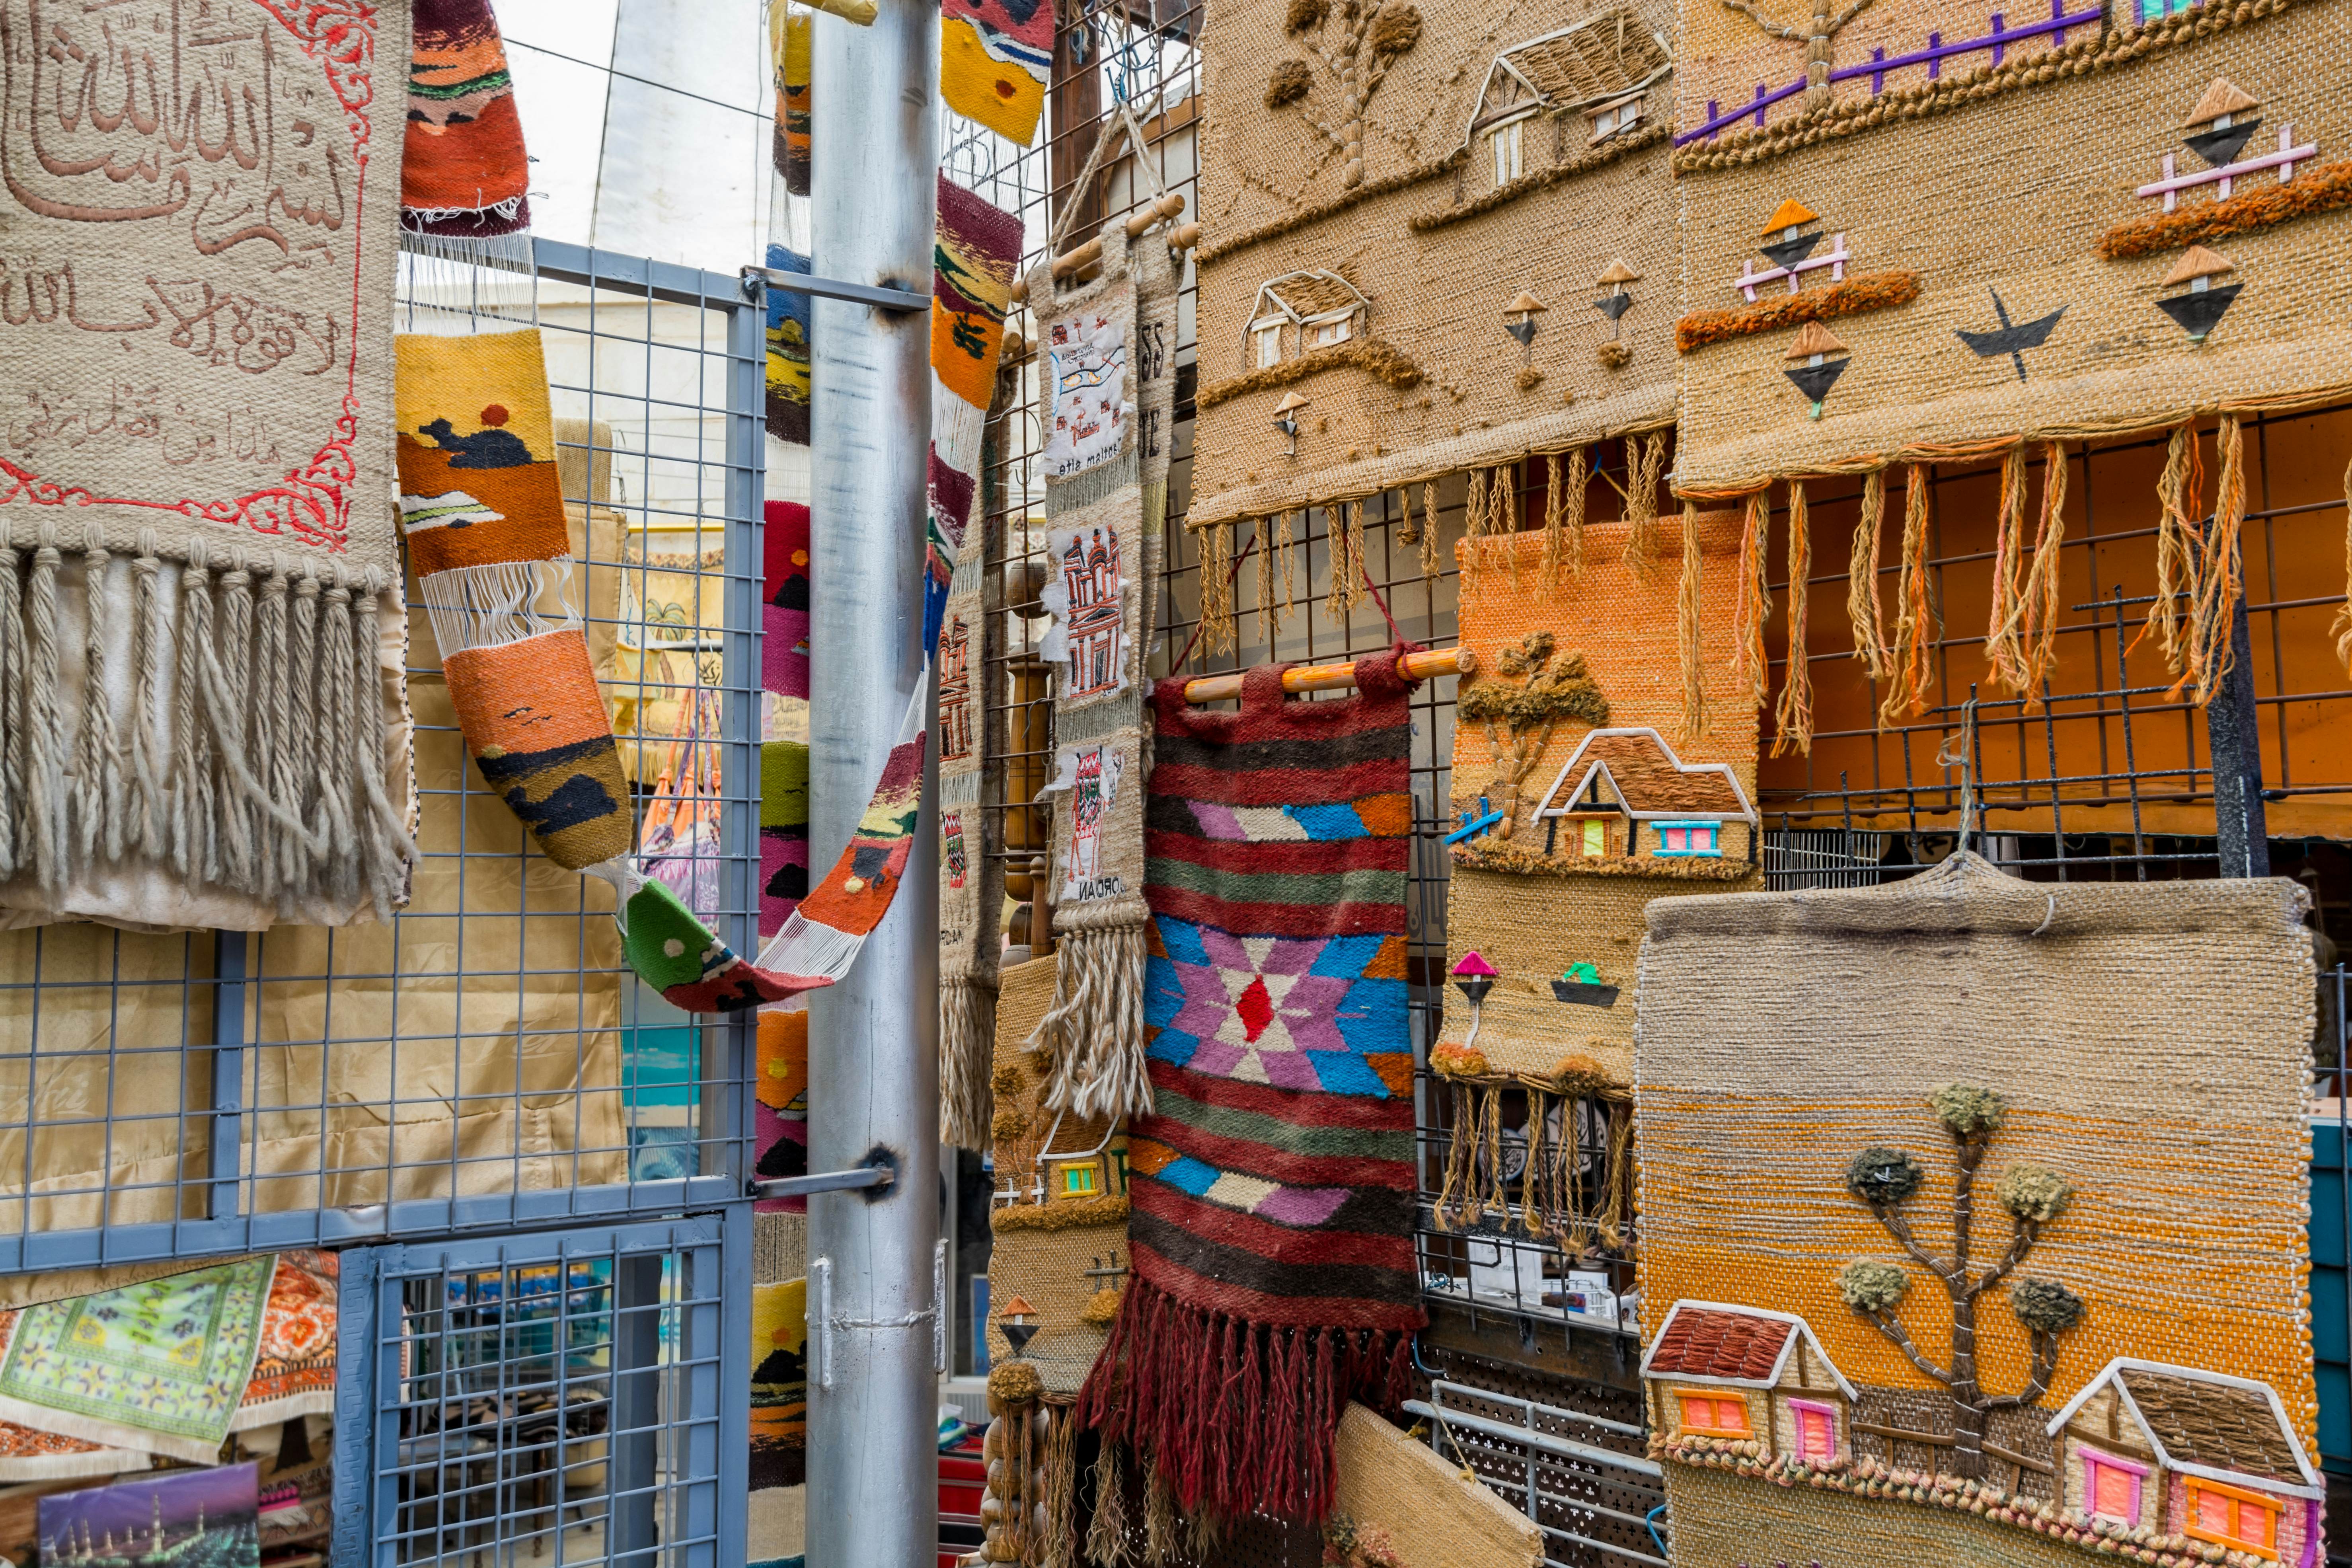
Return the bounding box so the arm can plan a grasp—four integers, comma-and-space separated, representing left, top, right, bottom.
1677, 499, 1707, 743
2335, 454, 2352, 678
1771, 480, 1814, 757
1730, 489, 1773, 709
1878, 464, 1935, 727
1847, 468, 1890, 683
1170, 528, 1259, 674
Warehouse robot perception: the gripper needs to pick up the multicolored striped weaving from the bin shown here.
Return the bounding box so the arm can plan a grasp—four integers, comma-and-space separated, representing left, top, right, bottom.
1079, 650, 1426, 1523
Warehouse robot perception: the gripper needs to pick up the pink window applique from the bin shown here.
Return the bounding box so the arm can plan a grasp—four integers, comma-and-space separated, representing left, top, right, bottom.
1788, 1399, 1838, 1465
2078, 1445, 2148, 1525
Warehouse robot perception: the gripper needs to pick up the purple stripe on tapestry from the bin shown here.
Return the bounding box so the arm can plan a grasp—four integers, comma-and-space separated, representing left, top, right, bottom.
1187, 800, 1251, 840
1254, 1185, 1352, 1227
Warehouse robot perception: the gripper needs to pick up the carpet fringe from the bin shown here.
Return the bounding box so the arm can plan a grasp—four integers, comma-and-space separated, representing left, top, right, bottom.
0, 532, 413, 919
1029, 911, 1150, 1122
939, 973, 1000, 1149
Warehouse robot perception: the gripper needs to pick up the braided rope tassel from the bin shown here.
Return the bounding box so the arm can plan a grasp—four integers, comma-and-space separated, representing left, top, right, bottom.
1772, 479, 1814, 757
1731, 489, 1773, 710
1878, 464, 1935, 728
1847, 468, 1890, 683
1677, 500, 1707, 743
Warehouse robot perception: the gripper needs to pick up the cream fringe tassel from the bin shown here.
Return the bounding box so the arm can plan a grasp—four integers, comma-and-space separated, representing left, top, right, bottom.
1879, 464, 1935, 727
1771, 480, 1814, 756
1731, 490, 1772, 710
1086, 1444, 1130, 1567
939, 973, 1000, 1149
1043, 1400, 1080, 1568
1028, 904, 1151, 1122
1847, 468, 1889, 684
1677, 501, 1707, 743
0, 527, 411, 919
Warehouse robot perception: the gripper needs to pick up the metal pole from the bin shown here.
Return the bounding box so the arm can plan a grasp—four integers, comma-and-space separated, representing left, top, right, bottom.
2207, 590, 2271, 878
806, 0, 941, 1562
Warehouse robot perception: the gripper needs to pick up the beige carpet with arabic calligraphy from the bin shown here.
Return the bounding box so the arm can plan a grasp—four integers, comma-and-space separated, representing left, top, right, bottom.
0, 0, 416, 930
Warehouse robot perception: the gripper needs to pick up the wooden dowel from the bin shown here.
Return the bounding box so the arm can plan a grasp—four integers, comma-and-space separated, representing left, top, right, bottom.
1050, 238, 1103, 279
1125, 192, 1185, 236
1167, 222, 1201, 252
1181, 645, 1476, 704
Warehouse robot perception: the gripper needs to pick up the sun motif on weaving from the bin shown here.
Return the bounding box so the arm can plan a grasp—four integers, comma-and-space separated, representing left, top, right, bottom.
1145, 917, 1402, 1098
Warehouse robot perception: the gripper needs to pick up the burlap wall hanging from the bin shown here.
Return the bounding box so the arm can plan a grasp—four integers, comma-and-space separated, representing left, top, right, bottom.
1181, 0, 1687, 629
1635, 856, 2321, 1568
0, 0, 417, 932
1077, 651, 1425, 1527
1021, 201, 1179, 1127
1670, 0, 2352, 717
1433, 518, 1756, 1243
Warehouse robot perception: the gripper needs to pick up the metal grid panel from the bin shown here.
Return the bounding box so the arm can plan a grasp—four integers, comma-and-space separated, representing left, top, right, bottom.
0, 240, 765, 1273
334, 1212, 747, 1568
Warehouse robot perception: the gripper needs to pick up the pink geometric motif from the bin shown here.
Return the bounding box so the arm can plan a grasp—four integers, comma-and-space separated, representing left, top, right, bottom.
1163, 929, 1353, 1090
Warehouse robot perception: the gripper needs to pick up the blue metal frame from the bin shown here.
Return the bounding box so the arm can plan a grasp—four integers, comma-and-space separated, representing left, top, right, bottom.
332, 1213, 745, 1568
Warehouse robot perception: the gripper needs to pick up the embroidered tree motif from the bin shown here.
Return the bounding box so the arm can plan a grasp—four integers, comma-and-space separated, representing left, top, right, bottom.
1455, 632, 1608, 841
1719, 0, 1876, 112
1834, 1085, 2083, 1482
1272, 0, 1424, 189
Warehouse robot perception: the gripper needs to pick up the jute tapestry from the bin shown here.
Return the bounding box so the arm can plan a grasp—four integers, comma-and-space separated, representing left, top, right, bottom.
0, 0, 414, 929
1672, 0, 2352, 710
0, 1255, 275, 1465
1023, 216, 1178, 1128
1078, 652, 1424, 1524
1433, 518, 1756, 1243
1636, 855, 2320, 1568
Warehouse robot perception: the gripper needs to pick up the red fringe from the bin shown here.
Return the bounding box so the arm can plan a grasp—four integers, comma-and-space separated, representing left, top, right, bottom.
1076, 1276, 1418, 1521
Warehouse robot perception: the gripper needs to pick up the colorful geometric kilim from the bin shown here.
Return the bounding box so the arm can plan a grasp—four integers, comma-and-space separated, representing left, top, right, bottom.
0, 1256, 275, 1465
766, 245, 815, 446
1078, 651, 1426, 1523
404, 0, 531, 240
395, 329, 635, 872
941, 0, 1053, 148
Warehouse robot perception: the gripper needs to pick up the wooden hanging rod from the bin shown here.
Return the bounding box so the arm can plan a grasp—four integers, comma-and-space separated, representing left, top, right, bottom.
1009, 198, 1199, 302
1180, 645, 1476, 704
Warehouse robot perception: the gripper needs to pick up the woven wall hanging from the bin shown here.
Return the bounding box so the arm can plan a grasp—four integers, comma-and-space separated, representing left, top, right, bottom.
1181, 0, 1684, 601
1020, 210, 1179, 1127
0, 0, 416, 931
405, 0, 530, 253
1433, 518, 1756, 1243
1671, 0, 2352, 708
772, 3, 813, 199
1635, 855, 2320, 1568
1077, 651, 1426, 1526
1325, 1403, 1545, 1568
940, 0, 1053, 147
934, 177, 1025, 1149
976, 953, 1129, 1568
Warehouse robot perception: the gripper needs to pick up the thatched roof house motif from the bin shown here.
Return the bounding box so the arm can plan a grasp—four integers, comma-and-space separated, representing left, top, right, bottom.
1532, 726, 1756, 859
1465, 9, 1672, 154
2046, 1359, 2321, 1563
1641, 1302, 1855, 1467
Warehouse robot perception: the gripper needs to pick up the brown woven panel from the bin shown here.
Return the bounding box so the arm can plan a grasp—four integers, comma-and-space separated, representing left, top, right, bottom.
1637, 856, 2319, 1561
2116, 1366, 2305, 1479
1671, 4, 2352, 494
1187, 0, 1683, 527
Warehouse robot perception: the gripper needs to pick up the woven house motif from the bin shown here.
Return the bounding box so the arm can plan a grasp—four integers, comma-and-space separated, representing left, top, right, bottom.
1185, 0, 1682, 569
2047, 1360, 2323, 1563
1641, 1303, 1856, 1468
1530, 726, 1757, 861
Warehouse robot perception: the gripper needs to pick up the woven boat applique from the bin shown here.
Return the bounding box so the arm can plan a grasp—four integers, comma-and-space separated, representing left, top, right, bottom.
941, 0, 1054, 147
1181, 0, 1684, 637
934, 177, 1025, 1150
405, 0, 531, 247
1021, 214, 1180, 1129
1635, 855, 2322, 1568
0, 0, 414, 930
1078, 650, 1426, 1525
0, 1255, 276, 1465
1434, 520, 1758, 1242
1671, 0, 2352, 717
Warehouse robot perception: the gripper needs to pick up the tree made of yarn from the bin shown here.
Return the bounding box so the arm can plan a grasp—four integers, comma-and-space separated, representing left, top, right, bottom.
1719, 0, 1877, 111
1832, 1083, 2083, 1481
1454, 631, 1609, 842
1275, 0, 1423, 188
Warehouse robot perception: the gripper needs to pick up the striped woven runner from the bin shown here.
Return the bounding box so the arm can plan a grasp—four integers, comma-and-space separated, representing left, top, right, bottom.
1080, 649, 1425, 1521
